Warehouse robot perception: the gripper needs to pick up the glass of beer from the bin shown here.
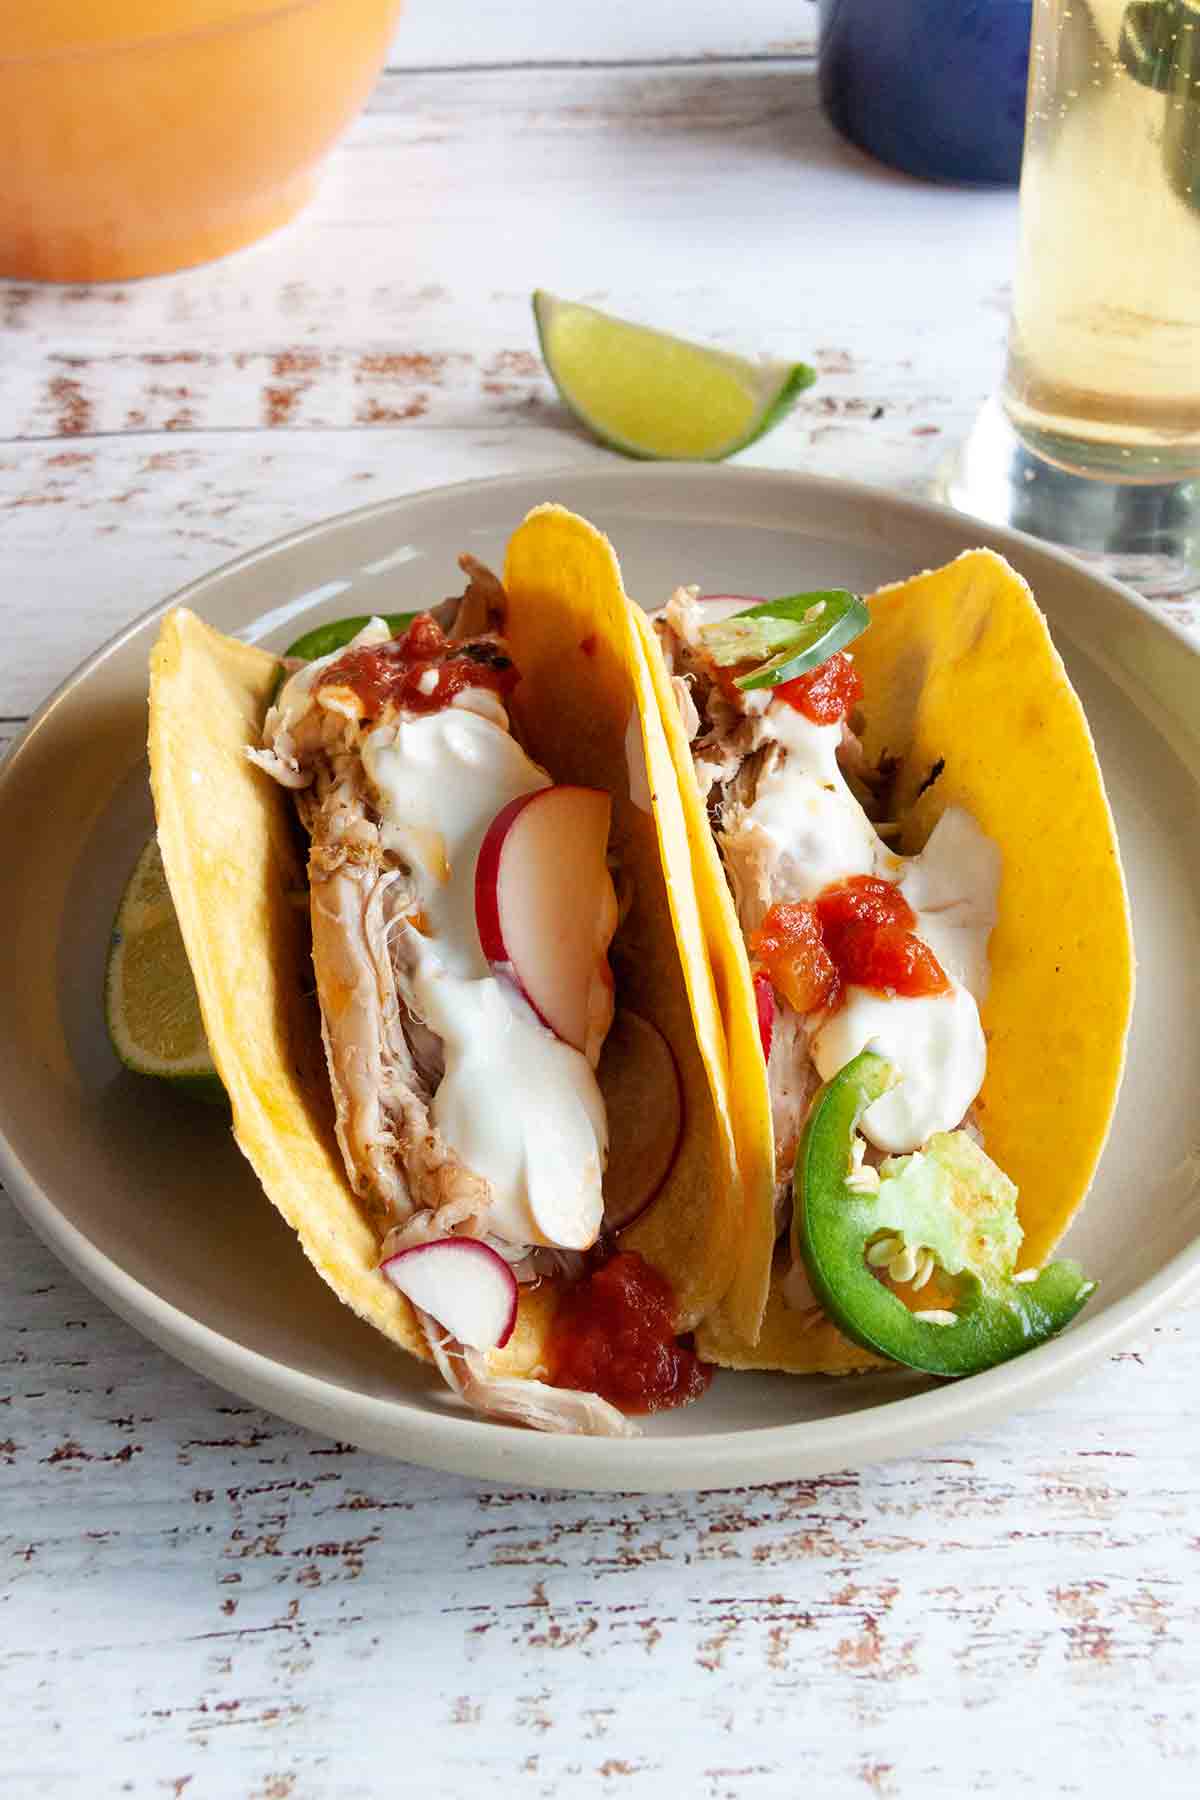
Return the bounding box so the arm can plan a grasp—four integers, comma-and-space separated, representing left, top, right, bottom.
939, 0, 1200, 593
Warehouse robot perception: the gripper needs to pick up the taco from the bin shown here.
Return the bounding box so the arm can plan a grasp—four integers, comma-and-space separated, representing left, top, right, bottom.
633, 549, 1134, 1377
147, 504, 748, 1437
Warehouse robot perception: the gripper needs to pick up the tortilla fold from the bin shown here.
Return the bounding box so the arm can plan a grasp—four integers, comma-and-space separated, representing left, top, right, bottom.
504, 504, 750, 1334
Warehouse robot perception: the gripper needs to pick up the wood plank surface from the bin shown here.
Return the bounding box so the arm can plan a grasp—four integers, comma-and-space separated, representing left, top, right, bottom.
4, 1208, 1199, 1799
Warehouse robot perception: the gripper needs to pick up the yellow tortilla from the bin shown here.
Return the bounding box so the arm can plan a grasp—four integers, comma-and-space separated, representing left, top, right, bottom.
628, 603, 776, 1340
503, 505, 747, 1333
653, 549, 1133, 1374
697, 1255, 885, 1374
855, 549, 1133, 1267
149, 608, 432, 1365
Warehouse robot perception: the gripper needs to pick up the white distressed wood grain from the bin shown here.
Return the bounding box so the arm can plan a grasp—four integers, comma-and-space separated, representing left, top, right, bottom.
3, 1207, 1199, 1800
3, 45, 1200, 1800
0, 62, 1017, 444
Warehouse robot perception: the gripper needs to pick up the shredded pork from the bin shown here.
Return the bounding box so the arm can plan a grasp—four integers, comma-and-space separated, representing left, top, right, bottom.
656, 589, 829, 1225
655, 586, 901, 1240
259, 625, 492, 1226
421, 1313, 637, 1438
251, 567, 633, 1436
268, 687, 495, 1237
654, 584, 984, 1296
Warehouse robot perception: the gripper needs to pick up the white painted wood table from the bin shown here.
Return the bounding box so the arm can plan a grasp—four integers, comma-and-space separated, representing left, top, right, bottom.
3, 7, 1198, 1795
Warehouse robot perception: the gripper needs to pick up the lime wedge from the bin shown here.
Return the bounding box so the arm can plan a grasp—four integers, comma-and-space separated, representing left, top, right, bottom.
533, 291, 816, 461
105, 836, 225, 1102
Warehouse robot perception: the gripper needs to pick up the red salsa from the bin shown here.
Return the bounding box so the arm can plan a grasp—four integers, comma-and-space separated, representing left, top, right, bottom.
815, 873, 915, 936
817, 875, 949, 998
774, 650, 863, 725
547, 1250, 712, 1414
749, 902, 835, 1016
752, 969, 776, 1062
323, 613, 520, 718
751, 874, 950, 1028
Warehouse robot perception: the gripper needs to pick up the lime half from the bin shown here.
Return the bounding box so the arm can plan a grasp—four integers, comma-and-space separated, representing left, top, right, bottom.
105, 836, 224, 1102
533, 291, 815, 461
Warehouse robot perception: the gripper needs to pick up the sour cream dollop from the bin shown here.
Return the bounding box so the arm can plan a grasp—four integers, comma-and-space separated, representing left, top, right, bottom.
363, 708, 608, 1249
741, 699, 999, 1153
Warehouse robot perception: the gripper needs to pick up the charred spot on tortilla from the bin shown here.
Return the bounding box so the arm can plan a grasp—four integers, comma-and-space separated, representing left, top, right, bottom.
915, 756, 945, 800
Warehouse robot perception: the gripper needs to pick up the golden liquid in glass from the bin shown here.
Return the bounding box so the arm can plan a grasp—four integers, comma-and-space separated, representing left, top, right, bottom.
1003, 0, 1200, 480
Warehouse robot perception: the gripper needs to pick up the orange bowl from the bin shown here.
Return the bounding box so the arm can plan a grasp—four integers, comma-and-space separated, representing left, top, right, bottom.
0, 0, 404, 282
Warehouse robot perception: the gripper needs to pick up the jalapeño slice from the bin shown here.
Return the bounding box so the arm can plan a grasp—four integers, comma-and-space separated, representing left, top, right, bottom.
793, 1051, 1096, 1378
697, 588, 869, 692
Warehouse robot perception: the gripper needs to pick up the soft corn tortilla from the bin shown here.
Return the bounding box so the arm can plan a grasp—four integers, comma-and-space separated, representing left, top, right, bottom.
645, 548, 1134, 1374
504, 505, 747, 1333
149, 609, 437, 1365
855, 550, 1133, 1269
697, 1261, 885, 1373
148, 505, 750, 1394
628, 602, 777, 1339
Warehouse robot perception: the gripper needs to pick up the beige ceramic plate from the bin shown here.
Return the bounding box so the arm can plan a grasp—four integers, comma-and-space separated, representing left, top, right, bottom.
1, 466, 1198, 1493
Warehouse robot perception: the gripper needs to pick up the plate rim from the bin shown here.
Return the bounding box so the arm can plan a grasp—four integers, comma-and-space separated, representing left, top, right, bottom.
3, 461, 1198, 1492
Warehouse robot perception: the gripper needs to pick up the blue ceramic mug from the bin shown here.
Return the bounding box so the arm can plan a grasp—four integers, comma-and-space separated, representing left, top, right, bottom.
817, 0, 1032, 186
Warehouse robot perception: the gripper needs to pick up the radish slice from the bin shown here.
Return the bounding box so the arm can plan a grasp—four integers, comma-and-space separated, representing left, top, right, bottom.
475, 784, 616, 1061
381, 1238, 518, 1350
753, 971, 775, 1064
596, 1010, 685, 1232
